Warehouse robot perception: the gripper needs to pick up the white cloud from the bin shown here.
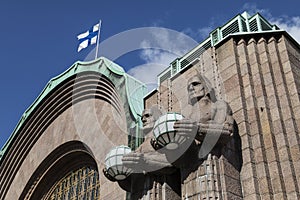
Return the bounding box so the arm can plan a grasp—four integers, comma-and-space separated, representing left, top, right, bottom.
270, 16, 300, 43
242, 3, 300, 43
183, 27, 211, 42
127, 62, 167, 89
129, 8, 300, 92
242, 3, 271, 18
127, 28, 198, 91
197, 27, 212, 39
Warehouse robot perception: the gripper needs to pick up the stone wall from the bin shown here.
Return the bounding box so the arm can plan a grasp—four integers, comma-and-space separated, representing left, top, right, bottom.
144, 32, 300, 199
222, 34, 300, 200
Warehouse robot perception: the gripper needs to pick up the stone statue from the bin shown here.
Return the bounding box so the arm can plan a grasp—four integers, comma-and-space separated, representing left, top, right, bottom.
104, 106, 181, 199
104, 73, 241, 199
174, 74, 234, 154
173, 73, 241, 199
122, 107, 174, 174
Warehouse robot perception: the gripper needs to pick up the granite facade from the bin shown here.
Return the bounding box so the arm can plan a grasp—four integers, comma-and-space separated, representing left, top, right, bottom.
144, 33, 300, 199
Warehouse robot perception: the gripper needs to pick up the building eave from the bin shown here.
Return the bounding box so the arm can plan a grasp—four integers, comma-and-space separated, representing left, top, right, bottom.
0, 57, 147, 162
215, 30, 299, 49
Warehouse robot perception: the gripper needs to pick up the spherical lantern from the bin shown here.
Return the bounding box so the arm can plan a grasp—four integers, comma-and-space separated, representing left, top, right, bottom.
153, 112, 185, 150
104, 145, 132, 180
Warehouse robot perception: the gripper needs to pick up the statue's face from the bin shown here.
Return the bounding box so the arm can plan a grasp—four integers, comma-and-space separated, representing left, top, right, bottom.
141, 109, 155, 128
187, 76, 205, 102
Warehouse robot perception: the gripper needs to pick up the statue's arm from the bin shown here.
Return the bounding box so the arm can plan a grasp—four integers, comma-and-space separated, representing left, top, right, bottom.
122, 137, 174, 174
196, 100, 234, 143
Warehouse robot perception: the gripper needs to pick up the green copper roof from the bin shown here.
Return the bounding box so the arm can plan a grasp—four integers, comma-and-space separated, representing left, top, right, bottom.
158, 11, 280, 84
0, 57, 147, 161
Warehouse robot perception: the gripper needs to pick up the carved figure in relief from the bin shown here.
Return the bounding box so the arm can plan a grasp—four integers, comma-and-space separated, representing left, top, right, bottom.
122, 107, 181, 199
172, 73, 238, 199
104, 73, 240, 199
122, 107, 174, 174
174, 74, 234, 154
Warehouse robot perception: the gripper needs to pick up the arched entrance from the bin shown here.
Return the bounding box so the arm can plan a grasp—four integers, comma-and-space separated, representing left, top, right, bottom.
20, 141, 101, 200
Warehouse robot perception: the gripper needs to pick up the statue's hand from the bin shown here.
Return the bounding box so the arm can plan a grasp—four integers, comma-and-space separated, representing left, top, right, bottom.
103, 167, 117, 182
197, 122, 233, 134
122, 152, 146, 173
122, 151, 173, 174
173, 119, 198, 138
195, 122, 233, 144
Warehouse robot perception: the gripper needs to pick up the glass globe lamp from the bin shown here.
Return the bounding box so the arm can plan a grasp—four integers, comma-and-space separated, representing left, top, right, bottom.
104, 145, 132, 180
153, 112, 186, 150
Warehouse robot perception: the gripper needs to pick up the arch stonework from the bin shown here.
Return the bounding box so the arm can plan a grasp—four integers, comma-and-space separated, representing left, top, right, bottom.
0, 58, 147, 200
20, 141, 99, 199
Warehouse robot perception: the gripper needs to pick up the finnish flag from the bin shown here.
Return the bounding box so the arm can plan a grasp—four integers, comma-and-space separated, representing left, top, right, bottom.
77, 23, 100, 52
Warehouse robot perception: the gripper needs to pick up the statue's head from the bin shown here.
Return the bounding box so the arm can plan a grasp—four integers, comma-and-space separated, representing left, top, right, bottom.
187, 73, 216, 105
141, 105, 163, 130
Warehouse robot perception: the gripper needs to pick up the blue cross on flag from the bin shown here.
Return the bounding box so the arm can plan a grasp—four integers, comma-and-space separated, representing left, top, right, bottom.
77, 23, 100, 52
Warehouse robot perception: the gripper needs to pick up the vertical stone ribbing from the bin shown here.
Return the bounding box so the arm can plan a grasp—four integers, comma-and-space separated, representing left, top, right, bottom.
250, 37, 285, 199
234, 38, 260, 200
256, 37, 286, 200
268, 36, 300, 199
231, 34, 300, 199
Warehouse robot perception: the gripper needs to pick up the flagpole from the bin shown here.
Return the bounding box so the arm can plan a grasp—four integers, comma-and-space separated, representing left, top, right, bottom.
95, 20, 102, 59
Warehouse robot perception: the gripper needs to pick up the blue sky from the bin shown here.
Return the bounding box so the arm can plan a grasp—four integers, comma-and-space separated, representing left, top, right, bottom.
1, 0, 300, 148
